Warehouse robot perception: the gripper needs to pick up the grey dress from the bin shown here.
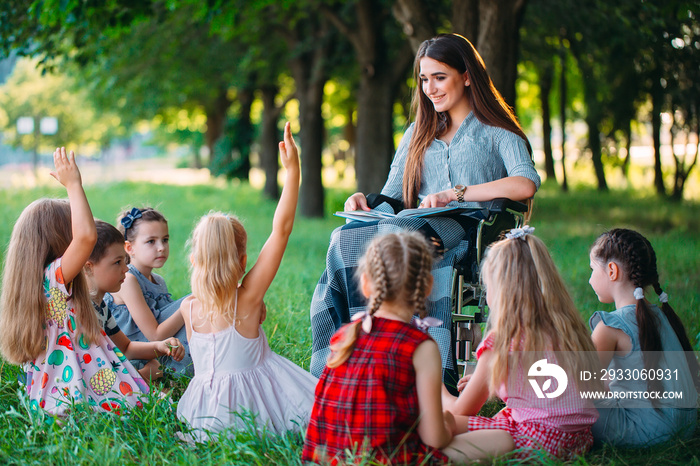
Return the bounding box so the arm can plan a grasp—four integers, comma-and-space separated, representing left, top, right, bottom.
105, 264, 193, 375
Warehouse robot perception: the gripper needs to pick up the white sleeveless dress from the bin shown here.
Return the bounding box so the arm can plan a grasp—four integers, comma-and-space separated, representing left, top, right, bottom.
176, 293, 318, 440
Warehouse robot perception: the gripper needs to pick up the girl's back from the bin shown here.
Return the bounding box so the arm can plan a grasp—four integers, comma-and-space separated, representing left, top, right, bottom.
303, 317, 439, 463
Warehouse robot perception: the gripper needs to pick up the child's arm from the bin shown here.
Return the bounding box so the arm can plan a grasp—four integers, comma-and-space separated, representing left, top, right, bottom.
414, 339, 454, 449
442, 349, 492, 416
110, 330, 185, 361
240, 122, 300, 309
112, 274, 184, 341
50, 147, 96, 283
591, 323, 629, 369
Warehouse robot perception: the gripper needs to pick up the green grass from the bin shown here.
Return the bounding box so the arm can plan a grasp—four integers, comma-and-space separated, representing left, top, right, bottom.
0, 179, 698, 464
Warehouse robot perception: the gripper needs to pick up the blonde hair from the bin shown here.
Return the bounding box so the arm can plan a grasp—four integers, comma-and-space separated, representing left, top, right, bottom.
481, 233, 598, 395
189, 212, 247, 323
327, 231, 434, 368
0, 199, 101, 364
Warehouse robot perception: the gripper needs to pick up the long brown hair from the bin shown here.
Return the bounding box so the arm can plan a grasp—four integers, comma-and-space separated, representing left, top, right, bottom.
0, 199, 100, 364
481, 233, 598, 395
403, 33, 532, 209
327, 232, 434, 368
591, 229, 700, 393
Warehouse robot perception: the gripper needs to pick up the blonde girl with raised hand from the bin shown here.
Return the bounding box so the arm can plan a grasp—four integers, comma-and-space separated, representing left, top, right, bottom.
588, 228, 698, 446
106, 206, 192, 375
302, 231, 454, 465
176, 122, 317, 441
441, 228, 599, 462
0, 148, 149, 418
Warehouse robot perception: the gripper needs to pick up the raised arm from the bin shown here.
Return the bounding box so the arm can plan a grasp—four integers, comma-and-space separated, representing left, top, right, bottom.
112, 274, 184, 341
240, 122, 300, 305
50, 147, 96, 283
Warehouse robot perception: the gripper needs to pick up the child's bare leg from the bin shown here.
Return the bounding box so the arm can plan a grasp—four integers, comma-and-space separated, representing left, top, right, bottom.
442, 429, 515, 462
137, 359, 162, 382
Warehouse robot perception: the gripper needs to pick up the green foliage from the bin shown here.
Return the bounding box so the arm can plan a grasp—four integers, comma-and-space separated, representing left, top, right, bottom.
0, 57, 122, 155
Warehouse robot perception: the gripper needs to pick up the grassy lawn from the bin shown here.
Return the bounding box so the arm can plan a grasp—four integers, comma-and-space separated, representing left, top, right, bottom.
0, 179, 698, 464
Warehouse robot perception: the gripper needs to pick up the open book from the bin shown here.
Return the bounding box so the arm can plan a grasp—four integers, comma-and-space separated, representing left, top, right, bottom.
334, 206, 471, 222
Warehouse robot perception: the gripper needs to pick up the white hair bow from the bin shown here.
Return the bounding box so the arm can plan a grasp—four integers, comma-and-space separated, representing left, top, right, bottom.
505, 225, 535, 240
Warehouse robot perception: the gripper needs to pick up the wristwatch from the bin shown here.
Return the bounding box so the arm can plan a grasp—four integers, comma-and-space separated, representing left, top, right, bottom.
453, 184, 467, 203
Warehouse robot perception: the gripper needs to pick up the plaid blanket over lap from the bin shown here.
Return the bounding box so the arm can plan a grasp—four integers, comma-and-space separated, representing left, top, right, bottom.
309, 208, 475, 381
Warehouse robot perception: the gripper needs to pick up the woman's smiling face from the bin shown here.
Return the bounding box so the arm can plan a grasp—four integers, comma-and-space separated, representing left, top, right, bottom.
419, 56, 469, 116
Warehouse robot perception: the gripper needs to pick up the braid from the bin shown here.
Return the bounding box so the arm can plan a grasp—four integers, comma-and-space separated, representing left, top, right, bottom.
409, 243, 432, 318
367, 246, 388, 316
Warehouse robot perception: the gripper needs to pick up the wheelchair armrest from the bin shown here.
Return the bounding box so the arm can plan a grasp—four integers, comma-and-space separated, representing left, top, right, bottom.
365, 193, 404, 214
482, 198, 528, 213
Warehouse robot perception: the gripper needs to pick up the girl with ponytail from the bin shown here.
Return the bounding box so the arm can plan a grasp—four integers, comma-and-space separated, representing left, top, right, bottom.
302, 231, 455, 464
588, 228, 699, 446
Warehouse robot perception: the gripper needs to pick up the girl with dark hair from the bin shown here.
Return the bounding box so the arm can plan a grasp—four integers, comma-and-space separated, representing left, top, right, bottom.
310, 34, 540, 383
588, 228, 698, 446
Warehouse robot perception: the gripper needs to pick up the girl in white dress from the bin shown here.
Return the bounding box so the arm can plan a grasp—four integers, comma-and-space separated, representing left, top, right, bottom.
176, 123, 317, 440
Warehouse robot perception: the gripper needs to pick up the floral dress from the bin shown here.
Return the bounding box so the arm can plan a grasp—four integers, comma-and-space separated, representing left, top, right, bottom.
23, 258, 149, 417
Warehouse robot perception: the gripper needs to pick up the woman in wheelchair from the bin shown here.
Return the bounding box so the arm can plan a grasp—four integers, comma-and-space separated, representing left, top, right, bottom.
309, 33, 541, 387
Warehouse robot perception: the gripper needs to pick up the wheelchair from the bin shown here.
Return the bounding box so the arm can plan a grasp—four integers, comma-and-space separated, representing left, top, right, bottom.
448, 198, 528, 378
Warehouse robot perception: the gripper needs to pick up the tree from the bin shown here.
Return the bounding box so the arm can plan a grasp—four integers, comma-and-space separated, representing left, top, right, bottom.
322, 0, 414, 195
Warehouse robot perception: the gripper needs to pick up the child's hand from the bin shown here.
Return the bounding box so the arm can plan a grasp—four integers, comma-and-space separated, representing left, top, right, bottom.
278, 122, 299, 172
457, 373, 472, 392
158, 338, 185, 361
50, 147, 82, 188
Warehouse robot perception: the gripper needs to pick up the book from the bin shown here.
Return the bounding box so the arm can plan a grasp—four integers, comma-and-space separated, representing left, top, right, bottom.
334, 206, 472, 222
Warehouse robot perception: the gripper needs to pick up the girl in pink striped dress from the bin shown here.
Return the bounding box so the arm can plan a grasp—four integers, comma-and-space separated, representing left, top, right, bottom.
441, 227, 599, 462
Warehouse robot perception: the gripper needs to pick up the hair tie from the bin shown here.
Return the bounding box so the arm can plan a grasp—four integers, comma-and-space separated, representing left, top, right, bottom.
120, 207, 143, 239
351, 310, 373, 334
414, 316, 443, 332
633, 287, 644, 300
505, 225, 535, 240
658, 291, 669, 303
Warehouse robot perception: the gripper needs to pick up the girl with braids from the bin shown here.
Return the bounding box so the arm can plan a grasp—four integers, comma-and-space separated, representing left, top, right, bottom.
177, 123, 317, 441
588, 228, 698, 446
310, 33, 540, 384
303, 231, 456, 464
441, 228, 599, 461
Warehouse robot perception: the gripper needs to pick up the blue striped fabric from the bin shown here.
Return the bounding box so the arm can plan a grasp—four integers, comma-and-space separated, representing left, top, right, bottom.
382, 112, 540, 207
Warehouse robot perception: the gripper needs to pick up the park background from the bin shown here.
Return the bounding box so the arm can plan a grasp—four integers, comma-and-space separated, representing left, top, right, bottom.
0, 0, 698, 464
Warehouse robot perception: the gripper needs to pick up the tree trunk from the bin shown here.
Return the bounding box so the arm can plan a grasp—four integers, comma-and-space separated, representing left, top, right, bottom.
204, 88, 231, 170
650, 67, 665, 196
391, 0, 435, 52
325, 0, 413, 195
234, 88, 254, 180
586, 114, 607, 190
260, 86, 281, 200
539, 62, 555, 181
287, 20, 329, 218
452, 0, 527, 108
559, 36, 568, 191
621, 120, 632, 178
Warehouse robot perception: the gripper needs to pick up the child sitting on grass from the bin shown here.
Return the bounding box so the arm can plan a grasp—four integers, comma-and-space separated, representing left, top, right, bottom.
84, 219, 185, 382
442, 227, 599, 462
176, 122, 317, 441
106, 206, 192, 375
588, 228, 699, 446
0, 148, 148, 416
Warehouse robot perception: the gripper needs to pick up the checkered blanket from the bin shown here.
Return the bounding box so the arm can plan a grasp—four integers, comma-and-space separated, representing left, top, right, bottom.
309, 203, 477, 382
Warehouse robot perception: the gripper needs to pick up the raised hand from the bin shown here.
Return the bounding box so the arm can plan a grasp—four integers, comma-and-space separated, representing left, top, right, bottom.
278, 122, 299, 172
50, 147, 82, 189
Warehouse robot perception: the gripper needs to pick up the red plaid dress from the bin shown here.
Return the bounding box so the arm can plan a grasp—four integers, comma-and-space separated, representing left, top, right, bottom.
302, 317, 448, 465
